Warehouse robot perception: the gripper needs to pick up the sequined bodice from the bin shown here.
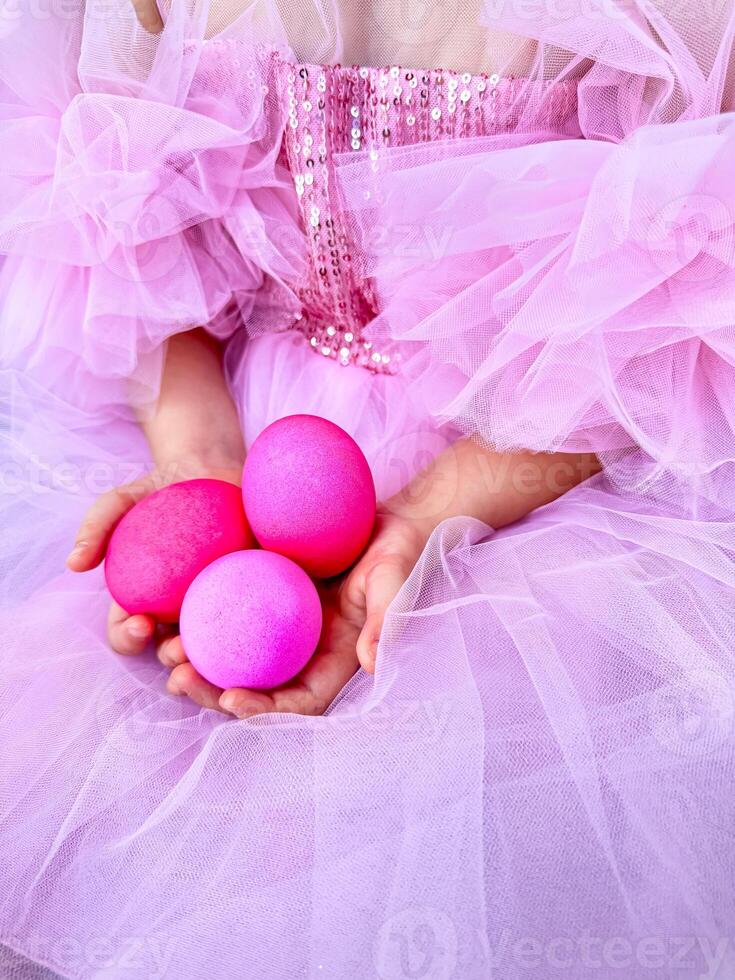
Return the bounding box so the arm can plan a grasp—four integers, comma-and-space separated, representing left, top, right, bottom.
199, 44, 580, 372
277, 59, 579, 371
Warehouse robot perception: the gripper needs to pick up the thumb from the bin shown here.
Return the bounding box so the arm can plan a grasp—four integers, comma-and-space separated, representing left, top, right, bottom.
67, 477, 153, 572
356, 557, 408, 673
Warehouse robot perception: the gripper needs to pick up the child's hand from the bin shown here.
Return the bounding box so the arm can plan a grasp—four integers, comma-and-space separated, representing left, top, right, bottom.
67, 463, 243, 661
199, 440, 601, 717
68, 327, 247, 661
169, 511, 426, 718
343, 512, 427, 674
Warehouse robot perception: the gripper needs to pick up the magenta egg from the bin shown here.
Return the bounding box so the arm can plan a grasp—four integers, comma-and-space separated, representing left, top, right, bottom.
242, 415, 376, 578
105, 479, 254, 623
179, 550, 322, 690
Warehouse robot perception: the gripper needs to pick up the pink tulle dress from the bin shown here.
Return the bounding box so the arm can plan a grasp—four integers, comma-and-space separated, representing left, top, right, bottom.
2, 2, 735, 978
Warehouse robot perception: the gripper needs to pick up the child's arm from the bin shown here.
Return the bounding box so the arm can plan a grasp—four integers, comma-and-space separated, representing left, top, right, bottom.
352, 441, 601, 673
214, 441, 600, 719
140, 328, 245, 477
130, 0, 162, 33
67, 328, 245, 659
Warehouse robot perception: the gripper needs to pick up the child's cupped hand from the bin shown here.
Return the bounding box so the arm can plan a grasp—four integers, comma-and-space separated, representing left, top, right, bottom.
67, 463, 243, 664
69, 478, 426, 717
209, 511, 426, 719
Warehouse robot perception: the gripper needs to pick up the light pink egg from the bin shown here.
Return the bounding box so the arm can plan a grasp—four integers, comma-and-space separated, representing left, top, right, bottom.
242, 415, 376, 578
179, 550, 322, 690
105, 479, 253, 623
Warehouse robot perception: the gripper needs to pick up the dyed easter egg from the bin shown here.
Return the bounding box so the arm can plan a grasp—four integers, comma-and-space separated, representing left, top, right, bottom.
105, 479, 253, 623
179, 550, 322, 690
242, 415, 376, 578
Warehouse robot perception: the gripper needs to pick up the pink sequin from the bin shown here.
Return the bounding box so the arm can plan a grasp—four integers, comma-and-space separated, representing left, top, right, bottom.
195, 43, 580, 372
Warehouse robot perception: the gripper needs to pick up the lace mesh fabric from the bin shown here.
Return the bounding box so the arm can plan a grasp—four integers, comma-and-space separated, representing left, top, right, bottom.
2, 2, 735, 979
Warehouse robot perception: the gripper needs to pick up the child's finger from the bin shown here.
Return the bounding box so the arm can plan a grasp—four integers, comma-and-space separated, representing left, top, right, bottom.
67, 483, 149, 571
130, 0, 163, 33
219, 688, 274, 719
157, 633, 188, 669
108, 602, 155, 656
167, 663, 225, 712
220, 617, 361, 719
355, 557, 408, 673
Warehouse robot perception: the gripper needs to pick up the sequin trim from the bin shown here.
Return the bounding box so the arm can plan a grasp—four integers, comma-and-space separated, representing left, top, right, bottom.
194, 42, 579, 375
277, 58, 577, 375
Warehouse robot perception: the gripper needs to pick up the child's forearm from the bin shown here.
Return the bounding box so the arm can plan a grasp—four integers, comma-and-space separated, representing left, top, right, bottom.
386, 438, 600, 535
139, 329, 246, 474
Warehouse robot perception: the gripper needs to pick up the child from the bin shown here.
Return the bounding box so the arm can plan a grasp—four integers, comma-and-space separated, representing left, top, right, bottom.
67, 327, 598, 714
1, 1, 735, 977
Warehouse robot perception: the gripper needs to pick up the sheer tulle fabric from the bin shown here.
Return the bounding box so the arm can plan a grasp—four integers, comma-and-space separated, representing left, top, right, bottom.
0, 3, 304, 407
338, 115, 735, 476
2, 2, 735, 979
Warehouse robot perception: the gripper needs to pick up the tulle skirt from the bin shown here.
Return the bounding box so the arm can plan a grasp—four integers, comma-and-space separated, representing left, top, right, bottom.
2, 329, 735, 980
4, 0, 735, 975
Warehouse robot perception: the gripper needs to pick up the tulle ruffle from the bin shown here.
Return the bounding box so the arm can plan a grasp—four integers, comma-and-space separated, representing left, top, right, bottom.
0, 6, 304, 407
338, 114, 735, 493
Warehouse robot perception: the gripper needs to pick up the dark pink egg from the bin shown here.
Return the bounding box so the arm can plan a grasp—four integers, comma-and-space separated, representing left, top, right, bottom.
180, 550, 322, 690
105, 479, 253, 623
242, 415, 376, 578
